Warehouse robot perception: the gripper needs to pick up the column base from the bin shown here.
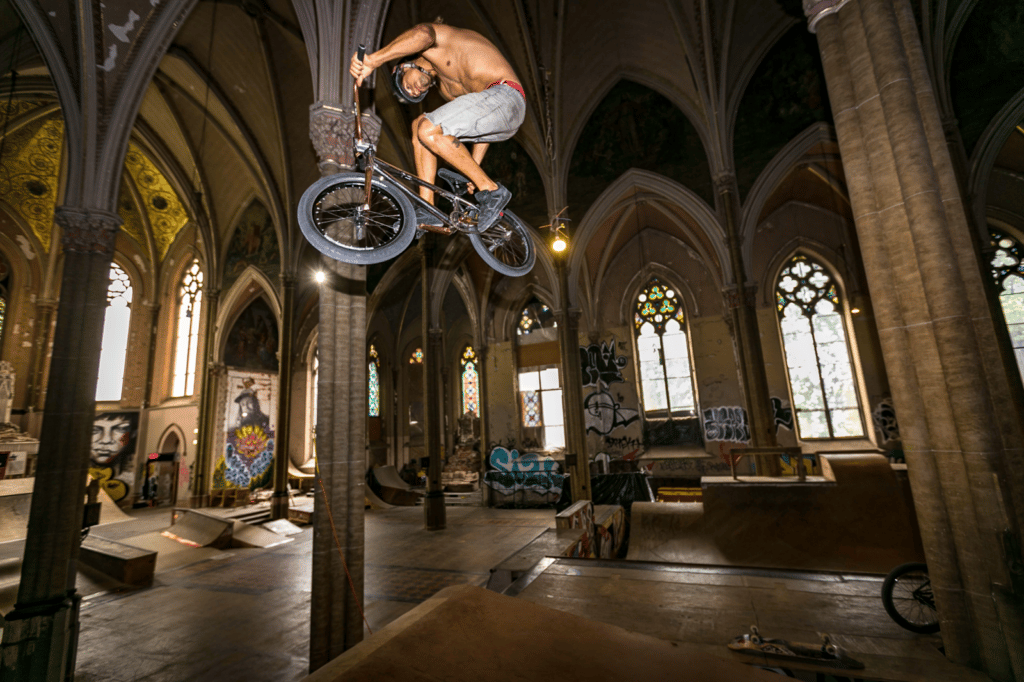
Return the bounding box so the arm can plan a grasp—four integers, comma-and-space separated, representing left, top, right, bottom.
423, 491, 446, 530
0, 593, 80, 681
270, 492, 290, 520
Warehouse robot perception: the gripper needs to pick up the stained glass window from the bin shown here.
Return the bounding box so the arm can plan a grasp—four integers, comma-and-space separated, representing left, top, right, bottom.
634, 278, 695, 416
0, 256, 8, 350
518, 367, 564, 448
368, 345, 380, 417
776, 254, 863, 439
172, 260, 203, 396
409, 348, 423, 364
96, 262, 133, 401
0, 298, 5, 349
989, 230, 1024, 385
461, 346, 479, 417
517, 297, 556, 335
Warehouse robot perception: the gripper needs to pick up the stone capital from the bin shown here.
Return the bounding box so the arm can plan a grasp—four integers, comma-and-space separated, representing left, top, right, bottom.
54, 207, 121, 256
309, 102, 381, 174
712, 172, 737, 195
803, 0, 855, 32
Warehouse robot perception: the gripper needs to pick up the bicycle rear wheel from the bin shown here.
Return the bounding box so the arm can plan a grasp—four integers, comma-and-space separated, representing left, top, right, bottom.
298, 173, 415, 264
881, 562, 939, 634
468, 209, 535, 277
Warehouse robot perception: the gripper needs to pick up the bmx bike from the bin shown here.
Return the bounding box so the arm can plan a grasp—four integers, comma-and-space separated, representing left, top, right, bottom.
881, 562, 939, 634
297, 47, 535, 277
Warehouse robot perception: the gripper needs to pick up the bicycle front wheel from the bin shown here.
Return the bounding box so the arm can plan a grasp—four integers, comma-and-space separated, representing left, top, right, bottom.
298, 173, 416, 264
881, 562, 939, 634
468, 209, 536, 277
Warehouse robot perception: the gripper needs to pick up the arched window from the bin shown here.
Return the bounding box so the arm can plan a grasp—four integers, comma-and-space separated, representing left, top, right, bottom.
776, 254, 863, 439
517, 299, 555, 335
96, 262, 133, 401
368, 345, 380, 417
409, 347, 423, 364
634, 278, 696, 416
461, 346, 479, 417
515, 297, 563, 449
172, 260, 203, 396
989, 230, 1024, 384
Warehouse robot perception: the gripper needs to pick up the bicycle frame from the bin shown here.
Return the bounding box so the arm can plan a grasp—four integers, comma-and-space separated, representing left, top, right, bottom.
352, 80, 478, 234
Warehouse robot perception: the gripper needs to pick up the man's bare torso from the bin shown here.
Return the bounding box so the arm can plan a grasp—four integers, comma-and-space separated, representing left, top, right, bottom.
419, 24, 518, 100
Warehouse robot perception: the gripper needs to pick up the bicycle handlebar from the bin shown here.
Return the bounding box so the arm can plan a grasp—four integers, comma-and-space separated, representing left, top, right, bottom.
357, 44, 366, 62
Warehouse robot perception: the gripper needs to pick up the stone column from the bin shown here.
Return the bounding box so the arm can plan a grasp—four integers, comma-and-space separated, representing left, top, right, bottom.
308, 103, 371, 670
192, 289, 220, 508
807, 0, 1024, 678
0, 208, 119, 681
476, 343, 489, 505
556, 255, 591, 501
271, 274, 296, 520
421, 236, 446, 530
26, 298, 57, 412
718, 175, 777, 450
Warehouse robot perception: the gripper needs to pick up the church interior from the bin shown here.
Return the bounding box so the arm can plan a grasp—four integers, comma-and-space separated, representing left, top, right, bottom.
1, 0, 1023, 680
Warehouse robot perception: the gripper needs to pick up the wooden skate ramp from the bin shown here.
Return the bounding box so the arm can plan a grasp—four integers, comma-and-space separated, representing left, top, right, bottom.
304, 584, 781, 682
370, 465, 422, 506
628, 455, 924, 573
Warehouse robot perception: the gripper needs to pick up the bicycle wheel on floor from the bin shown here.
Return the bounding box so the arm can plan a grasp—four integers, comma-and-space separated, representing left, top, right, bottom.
468, 209, 535, 277
298, 173, 416, 264
881, 562, 939, 634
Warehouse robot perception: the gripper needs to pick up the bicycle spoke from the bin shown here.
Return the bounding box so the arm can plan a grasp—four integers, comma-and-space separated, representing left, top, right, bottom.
312, 183, 404, 251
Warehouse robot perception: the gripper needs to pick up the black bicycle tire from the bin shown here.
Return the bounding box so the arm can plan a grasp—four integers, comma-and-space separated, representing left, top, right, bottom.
881, 562, 940, 634
468, 209, 536, 277
297, 172, 416, 265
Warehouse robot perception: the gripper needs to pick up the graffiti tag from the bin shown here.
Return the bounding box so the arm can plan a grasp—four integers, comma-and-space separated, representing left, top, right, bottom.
872, 398, 900, 444
580, 340, 628, 388
771, 396, 794, 432
702, 406, 750, 443
584, 389, 640, 435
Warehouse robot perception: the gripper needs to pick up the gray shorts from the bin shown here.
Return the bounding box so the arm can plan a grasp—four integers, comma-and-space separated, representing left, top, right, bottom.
425, 84, 526, 143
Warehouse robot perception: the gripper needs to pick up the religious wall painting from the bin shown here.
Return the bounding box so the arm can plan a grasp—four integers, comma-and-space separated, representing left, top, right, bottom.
89, 411, 140, 504
224, 296, 279, 371
214, 371, 277, 490
223, 201, 281, 292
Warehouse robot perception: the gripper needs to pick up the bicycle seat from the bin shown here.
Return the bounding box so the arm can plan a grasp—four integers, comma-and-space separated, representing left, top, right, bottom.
438, 168, 471, 196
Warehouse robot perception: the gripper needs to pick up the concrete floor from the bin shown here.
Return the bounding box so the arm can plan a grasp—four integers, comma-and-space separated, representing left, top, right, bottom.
1, 502, 990, 682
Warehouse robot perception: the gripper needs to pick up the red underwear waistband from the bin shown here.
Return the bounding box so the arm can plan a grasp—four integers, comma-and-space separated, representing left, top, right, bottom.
486, 79, 526, 100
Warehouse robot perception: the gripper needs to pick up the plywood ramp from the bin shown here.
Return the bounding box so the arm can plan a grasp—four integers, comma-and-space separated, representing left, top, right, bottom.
303, 584, 781, 682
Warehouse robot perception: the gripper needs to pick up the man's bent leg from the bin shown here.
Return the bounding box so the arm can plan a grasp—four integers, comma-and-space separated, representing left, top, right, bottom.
412, 115, 438, 205
415, 118, 498, 193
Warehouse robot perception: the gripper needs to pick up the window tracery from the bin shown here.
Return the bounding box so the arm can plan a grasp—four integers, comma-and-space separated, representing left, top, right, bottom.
989, 230, 1024, 384
634, 278, 695, 416
172, 260, 203, 396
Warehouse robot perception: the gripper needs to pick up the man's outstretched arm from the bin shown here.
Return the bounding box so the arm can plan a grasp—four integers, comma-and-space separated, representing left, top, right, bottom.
350, 24, 437, 85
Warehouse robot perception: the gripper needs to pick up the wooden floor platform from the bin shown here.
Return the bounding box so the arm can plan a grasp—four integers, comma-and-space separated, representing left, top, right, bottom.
508, 557, 991, 682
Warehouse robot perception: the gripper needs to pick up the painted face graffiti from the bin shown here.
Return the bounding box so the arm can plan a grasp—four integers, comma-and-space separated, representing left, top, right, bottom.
91, 414, 135, 466
584, 390, 639, 435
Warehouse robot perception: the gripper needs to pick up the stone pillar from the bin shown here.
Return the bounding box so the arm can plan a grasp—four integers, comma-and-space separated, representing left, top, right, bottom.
0, 208, 119, 681
26, 298, 57, 412
192, 289, 221, 508
476, 343, 489, 505
271, 274, 296, 520
556, 255, 591, 502
717, 175, 777, 450
807, 0, 1024, 678
308, 104, 372, 670
421, 236, 446, 530
310, 258, 367, 668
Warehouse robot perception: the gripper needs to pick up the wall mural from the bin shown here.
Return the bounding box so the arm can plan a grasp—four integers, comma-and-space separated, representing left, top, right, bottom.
214, 371, 277, 490
772, 396, 794, 432
224, 297, 279, 371
580, 339, 639, 436
702, 406, 751, 443
483, 446, 564, 507
90, 411, 140, 504
223, 201, 281, 292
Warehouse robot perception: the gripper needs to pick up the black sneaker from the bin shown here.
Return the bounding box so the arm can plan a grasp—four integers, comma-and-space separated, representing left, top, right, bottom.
416, 205, 444, 227
475, 183, 511, 232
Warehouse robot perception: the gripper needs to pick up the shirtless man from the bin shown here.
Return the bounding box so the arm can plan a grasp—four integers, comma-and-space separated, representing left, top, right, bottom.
350, 20, 525, 232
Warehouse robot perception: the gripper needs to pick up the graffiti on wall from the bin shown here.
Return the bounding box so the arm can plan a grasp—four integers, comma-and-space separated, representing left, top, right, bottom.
580, 340, 628, 388
584, 390, 639, 435
702, 406, 750, 443
771, 396, 794, 432
484, 446, 565, 507
215, 371, 277, 490
90, 411, 140, 503
872, 398, 900, 444
489, 446, 558, 473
